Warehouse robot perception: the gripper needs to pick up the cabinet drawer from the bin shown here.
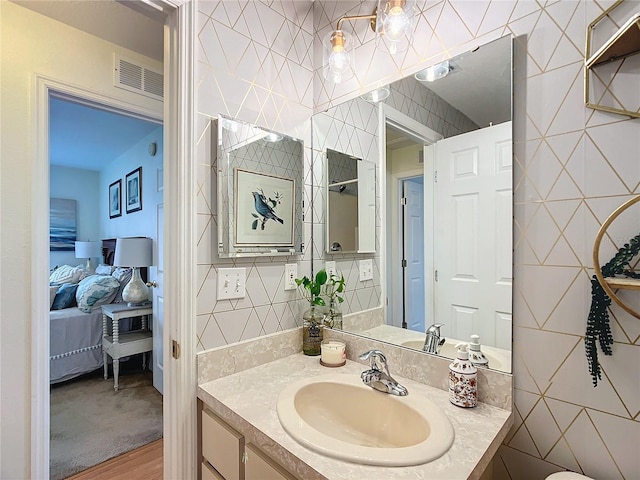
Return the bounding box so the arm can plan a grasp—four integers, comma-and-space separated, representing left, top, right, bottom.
245, 444, 296, 480
202, 409, 244, 480
201, 461, 224, 480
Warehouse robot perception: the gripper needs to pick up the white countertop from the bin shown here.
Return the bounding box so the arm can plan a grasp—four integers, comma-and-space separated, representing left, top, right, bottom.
198, 353, 512, 480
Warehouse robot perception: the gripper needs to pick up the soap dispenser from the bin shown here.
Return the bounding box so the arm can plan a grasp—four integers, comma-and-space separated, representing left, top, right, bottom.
468, 334, 489, 368
448, 343, 477, 408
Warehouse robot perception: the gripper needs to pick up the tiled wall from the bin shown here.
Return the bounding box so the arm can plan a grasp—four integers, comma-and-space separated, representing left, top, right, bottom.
196, 1, 639, 478
312, 1, 639, 480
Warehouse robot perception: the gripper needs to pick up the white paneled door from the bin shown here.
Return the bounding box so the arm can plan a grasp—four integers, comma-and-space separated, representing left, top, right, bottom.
150, 159, 164, 394
433, 122, 512, 348
403, 177, 425, 332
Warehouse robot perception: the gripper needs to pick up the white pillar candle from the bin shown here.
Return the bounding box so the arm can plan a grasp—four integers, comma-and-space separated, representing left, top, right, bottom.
321, 341, 346, 365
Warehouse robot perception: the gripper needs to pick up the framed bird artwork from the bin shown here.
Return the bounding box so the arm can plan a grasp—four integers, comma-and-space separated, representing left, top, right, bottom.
234, 168, 295, 247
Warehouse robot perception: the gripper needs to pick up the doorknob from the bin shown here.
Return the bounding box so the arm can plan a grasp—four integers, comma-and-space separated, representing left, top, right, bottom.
146, 281, 158, 288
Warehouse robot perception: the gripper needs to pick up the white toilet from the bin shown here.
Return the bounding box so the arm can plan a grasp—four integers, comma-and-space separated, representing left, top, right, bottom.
546, 472, 594, 480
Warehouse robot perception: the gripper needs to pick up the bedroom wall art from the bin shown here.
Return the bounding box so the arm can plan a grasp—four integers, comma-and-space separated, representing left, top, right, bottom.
125, 166, 142, 214
109, 179, 122, 219
49, 198, 77, 251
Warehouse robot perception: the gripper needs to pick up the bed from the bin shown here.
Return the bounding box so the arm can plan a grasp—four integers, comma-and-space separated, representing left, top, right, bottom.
49, 239, 147, 384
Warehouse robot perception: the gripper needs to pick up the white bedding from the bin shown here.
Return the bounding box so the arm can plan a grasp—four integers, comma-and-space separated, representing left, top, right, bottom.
50, 307, 103, 384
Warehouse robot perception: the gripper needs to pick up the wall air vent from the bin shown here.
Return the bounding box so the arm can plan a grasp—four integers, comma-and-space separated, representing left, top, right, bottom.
114, 54, 163, 100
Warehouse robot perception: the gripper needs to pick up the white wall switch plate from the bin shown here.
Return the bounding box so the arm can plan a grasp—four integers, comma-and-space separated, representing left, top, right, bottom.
217, 267, 246, 300
325, 261, 336, 278
359, 259, 373, 281
284, 264, 297, 291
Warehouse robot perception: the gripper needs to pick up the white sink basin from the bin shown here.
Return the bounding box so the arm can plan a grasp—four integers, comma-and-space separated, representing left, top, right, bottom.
402, 340, 505, 371
276, 374, 454, 466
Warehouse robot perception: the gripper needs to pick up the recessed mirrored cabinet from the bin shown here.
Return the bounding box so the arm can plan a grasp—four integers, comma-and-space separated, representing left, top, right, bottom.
325, 149, 376, 254
312, 35, 514, 373
216, 115, 304, 258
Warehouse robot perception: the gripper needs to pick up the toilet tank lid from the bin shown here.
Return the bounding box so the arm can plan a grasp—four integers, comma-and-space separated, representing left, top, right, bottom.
546, 473, 594, 480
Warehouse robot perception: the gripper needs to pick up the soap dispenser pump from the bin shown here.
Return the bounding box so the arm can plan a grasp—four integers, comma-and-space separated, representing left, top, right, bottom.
448, 343, 478, 408
468, 334, 489, 367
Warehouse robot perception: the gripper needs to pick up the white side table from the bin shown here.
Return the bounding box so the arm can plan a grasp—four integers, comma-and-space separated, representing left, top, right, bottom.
101, 303, 153, 391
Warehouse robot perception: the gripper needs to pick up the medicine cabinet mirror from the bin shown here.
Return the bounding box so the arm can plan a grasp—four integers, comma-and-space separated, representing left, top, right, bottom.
325, 149, 376, 254
311, 35, 514, 373
217, 115, 304, 258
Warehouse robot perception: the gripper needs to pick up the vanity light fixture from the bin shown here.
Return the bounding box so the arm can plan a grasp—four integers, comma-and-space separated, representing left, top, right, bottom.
415, 60, 452, 82
361, 85, 391, 102
323, 0, 417, 83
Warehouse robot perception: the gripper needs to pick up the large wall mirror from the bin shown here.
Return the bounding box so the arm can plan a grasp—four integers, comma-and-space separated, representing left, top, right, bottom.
312, 35, 513, 373
217, 115, 304, 258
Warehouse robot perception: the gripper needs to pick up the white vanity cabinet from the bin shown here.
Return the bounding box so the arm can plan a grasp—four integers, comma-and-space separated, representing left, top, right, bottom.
200, 406, 295, 480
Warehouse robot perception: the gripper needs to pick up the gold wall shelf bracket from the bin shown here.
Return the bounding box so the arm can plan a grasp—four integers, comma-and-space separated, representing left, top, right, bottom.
584, 1, 640, 118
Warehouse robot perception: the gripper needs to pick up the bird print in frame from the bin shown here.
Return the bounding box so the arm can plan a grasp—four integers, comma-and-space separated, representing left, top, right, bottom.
234, 168, 295, 246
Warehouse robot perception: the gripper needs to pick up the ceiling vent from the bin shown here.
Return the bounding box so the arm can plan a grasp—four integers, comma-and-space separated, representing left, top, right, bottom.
114, 54, 163, 100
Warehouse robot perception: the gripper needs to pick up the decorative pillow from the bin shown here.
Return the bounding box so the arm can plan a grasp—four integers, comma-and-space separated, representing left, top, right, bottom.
95, 264, 115, 275
50, 285, 60, 309
75, 275, 120, 313
49, 265, 88, 285
111, 267, 132, 304
51, 283, 79, 310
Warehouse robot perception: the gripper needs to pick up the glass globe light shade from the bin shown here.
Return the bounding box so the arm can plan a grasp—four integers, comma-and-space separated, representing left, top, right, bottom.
323, 30, 354, 83
375, 0, 417, 54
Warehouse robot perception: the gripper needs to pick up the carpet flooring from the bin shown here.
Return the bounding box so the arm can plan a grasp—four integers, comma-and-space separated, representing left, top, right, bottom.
50, 363, 163, 480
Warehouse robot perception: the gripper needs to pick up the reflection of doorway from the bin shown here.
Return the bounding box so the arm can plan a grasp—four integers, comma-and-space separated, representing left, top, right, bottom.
384, 111, 440, 332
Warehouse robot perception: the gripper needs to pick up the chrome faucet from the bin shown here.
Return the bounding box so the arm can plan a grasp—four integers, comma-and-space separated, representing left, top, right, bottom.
359, 350, 408, 396
423, 323, 446, 354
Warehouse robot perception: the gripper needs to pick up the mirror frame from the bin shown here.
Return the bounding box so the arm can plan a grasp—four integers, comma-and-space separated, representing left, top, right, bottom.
216, 115, 305, 258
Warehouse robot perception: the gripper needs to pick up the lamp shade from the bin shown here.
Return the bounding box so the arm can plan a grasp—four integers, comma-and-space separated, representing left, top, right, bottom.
114, 237, 153, 267
75, 241, 102, 259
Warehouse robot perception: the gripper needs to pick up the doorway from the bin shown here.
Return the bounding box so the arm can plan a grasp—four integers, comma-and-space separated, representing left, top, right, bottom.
48, 91, 164, 479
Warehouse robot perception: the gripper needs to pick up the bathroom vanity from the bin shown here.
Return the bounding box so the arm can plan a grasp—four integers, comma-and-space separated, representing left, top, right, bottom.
197, 330, 513, 480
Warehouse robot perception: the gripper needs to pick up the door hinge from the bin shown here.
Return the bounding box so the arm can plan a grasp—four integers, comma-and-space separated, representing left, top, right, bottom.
434, 171, 438, 183
242, 451, 248, 464
401, 259, 407, 268
435, 269, 438, 281
401, 197, 407, 206
171, 339, 180, 359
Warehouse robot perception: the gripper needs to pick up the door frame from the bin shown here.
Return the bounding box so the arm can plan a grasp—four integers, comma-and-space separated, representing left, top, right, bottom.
379, 104, 441, 330
30, 1, 196, 478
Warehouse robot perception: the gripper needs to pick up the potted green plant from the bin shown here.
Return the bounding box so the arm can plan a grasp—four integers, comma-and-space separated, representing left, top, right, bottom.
324, 272, 345, 330
295, 269, 328, 356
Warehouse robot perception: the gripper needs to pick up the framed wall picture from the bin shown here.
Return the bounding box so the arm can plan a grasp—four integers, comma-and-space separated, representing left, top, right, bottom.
125, 167, 142, 214
234, 168, 295, 247
50, 198, 77, 251
109, 179, 122, 219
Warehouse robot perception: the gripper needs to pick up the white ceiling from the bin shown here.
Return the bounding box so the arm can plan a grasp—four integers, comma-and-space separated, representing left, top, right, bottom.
416, 36, 512, 128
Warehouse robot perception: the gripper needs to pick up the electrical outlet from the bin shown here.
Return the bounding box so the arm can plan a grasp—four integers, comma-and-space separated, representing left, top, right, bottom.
325, 261, 336, 278
284, 264, 297, 291
359, 259, 373, 281
217, 267, 246, 300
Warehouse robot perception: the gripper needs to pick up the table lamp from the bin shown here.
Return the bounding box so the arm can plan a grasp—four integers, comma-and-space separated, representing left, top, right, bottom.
113, 237, 153, 306
75, 241, 102, 273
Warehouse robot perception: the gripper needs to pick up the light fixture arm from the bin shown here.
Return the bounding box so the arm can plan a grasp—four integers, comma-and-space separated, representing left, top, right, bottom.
336, 9, 378, 33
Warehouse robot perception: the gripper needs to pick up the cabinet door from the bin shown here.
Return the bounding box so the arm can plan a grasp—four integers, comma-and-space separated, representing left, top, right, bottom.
245, 444, 296, 480
202, 409, 244, 480
202, 461, 225, 480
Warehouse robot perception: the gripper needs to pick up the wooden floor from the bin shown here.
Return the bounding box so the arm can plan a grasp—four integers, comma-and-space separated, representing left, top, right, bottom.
67, 439, 163, 480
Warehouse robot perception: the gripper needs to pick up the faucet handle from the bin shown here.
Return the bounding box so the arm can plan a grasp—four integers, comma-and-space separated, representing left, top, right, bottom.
359, 350, 388, 373
426, 323, 444, 335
